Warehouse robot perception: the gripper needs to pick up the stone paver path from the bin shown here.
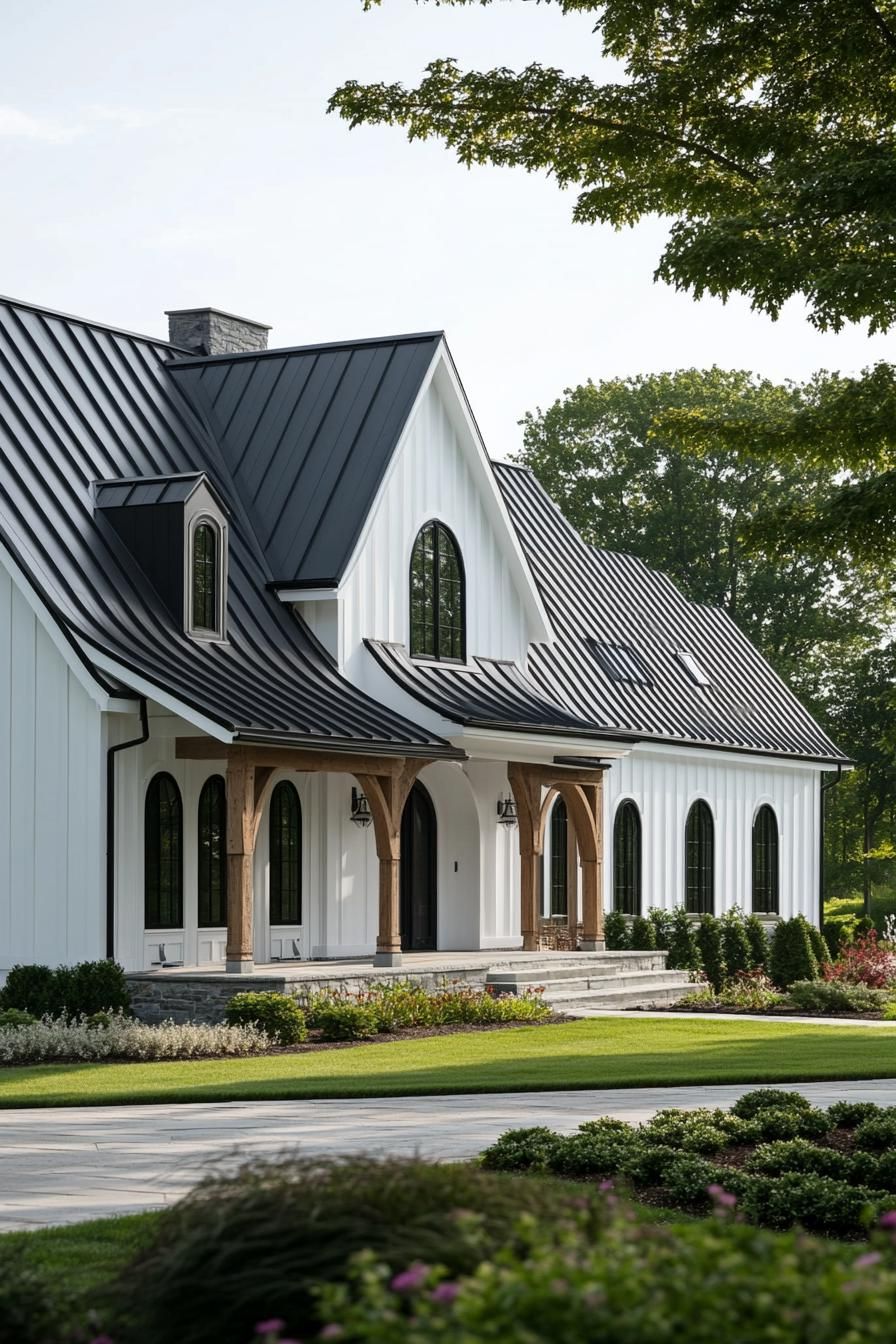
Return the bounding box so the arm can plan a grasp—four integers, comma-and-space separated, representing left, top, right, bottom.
4, 1078, 896, 1232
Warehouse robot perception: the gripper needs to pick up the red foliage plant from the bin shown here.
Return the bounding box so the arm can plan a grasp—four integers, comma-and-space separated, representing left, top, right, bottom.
823, 931, 896, 989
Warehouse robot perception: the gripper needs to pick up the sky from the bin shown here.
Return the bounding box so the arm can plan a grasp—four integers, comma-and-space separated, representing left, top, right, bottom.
2, 0, 893, 459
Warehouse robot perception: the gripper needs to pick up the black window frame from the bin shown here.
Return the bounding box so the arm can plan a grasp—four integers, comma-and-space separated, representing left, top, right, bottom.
685, 799, 714, 914
190, 517, 223, 638
613, 799, 642, 915
197, 774, 227, 928
752, 804, 779, 914
547, 796, 568, 918
409, 519, 466, 663
269, 780, 302, 926
144, 772, 183, 930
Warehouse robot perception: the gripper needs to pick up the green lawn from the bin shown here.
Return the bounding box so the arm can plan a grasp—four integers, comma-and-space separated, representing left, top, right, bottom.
2, 1211, 159, 1298
1, 1017, 895, 1107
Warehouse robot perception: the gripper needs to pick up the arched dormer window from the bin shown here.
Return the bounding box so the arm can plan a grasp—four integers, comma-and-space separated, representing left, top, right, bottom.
752, 804, 779, 914
144, 772, 183, 929
409, 520, 465, 662
685, 800, 714, 914
270, 781, 302, 925
198, 775, 227, 927
613, 800, 642, 915
189, 516, 226, 639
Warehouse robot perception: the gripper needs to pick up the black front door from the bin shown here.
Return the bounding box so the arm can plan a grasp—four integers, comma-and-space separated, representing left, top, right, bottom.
400, 783, 437, 951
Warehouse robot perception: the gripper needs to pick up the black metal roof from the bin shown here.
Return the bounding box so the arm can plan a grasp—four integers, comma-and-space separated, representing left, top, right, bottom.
0, 295, 454, 755
169, 333, 442, 586
491, 463, 848, 764
94, 472, 225, 511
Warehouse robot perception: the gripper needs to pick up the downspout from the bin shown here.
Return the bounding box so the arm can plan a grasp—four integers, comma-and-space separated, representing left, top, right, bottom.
105, 699, 149, 959
819, 764, 843, 933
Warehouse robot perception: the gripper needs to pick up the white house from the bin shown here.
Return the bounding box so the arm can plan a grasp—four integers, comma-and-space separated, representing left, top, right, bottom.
0, 297, 846, 977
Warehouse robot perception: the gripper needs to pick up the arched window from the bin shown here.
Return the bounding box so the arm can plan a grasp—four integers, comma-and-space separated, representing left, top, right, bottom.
752, 805, 779, 914
547, 797, 568, 917
191, 520, 220, 635
198, 775, 227, 927
144, 772, 183, 929
613, 801, 642, 915
270, 781, 302, 925
409, 520, 465, 661
685, 800, 714, 914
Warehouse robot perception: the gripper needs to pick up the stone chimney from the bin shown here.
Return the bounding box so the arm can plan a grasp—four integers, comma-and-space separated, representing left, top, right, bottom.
165, 307, 271, 356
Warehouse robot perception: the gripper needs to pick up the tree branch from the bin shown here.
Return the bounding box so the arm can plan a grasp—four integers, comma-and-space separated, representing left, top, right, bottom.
858, 0, 896, 55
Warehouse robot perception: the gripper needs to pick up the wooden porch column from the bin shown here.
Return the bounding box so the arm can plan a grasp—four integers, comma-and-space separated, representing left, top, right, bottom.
508, 763, 546, 952
224, 751, 273, 974
558, 779, 604, 950
355, 761, 429, 967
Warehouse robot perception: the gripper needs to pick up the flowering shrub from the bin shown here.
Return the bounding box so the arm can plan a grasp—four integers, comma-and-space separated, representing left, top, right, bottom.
301, 980, 549, 1039
824, 931, 896, 989
313, 1203, 896, 1344
0, 1012, 269, 1063
680, 970, 784, 1011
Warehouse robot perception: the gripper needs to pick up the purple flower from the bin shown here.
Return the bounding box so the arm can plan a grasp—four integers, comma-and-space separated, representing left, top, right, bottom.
854, 1252, 883, 1270
430, 1282, 460, 1304
391, 1262, 429, 1293
879, 1210, 896, 1228
599, 1180, 615, 1192
707, 1184, 738, 1209
255, 1321, 286, 1337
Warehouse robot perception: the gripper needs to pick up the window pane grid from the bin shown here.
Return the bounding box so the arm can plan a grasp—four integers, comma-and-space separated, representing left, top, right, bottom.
549, 798, 568, 917
752, 805, 779, 913
198, 775, 227, 927
685, 801, 714, 914
270, 782, 302, 925
192, 522, 218, 633
409, 521, 465, 662
613, 801, 642, 915
144, 773, 183, 929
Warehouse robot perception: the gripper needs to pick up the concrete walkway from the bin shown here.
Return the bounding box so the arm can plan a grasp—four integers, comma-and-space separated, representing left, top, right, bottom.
4, 1078, 896, 1232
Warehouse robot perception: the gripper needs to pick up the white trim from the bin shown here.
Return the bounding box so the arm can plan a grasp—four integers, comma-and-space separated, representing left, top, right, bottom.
186, 512, 228, 642
0, 536, 122, 711
623, 739, 843, 774
277, 587, 337, 603
340, 341, 553, 645
79, 640, 235, 742
450, 727, 632, 763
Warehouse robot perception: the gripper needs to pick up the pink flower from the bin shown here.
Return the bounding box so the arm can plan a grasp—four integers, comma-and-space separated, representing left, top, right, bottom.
879, 1210, 896, 1228
707, 1184, 738, 1209
599, 1179, 615, 1192
319, 1328, 344, 1340
854, 1252, 882, 1269
430, 1282, 460, 1304
255, 1321, 286, 1337
391, 1262, 429, 1293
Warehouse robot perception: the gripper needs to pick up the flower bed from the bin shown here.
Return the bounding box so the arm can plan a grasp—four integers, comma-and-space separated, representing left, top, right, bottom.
293, 980, 552, 1041
0, 1013, 269, 1064
480, 1088, 896, 1238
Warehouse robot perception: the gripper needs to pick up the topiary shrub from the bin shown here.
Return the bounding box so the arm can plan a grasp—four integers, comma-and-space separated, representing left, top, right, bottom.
113, 1156, 606, 1344
857, 915, 876, 936
731, 1088, 813, 1120
314, 1000, 379, 1041
666, 906, 701, 971
696, 914, 725, 992
821, 920, 843, 960
629, 915, 657, 951
745, 914, 769, 969
224, 992, 307, 1045
804, 919, 830, 968
604, 910, 630, 950
721, 908, 752, 978
769, 917, 819, 989
0, 964, 56, 1016
647, 907, 674, 950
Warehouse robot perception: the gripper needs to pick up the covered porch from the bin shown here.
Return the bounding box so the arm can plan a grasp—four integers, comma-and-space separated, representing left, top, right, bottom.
174, 739, 609, 973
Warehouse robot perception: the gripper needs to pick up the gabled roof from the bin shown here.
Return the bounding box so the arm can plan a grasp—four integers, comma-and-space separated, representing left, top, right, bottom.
491, 463, 848, 764
0, 295, 454, 755
169, 332, 442, 586
94, 472, 226, 511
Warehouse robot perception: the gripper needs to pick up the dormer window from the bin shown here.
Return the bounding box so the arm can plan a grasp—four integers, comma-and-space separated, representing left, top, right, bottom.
409, 520, 465, 662
190, 518, 223, 637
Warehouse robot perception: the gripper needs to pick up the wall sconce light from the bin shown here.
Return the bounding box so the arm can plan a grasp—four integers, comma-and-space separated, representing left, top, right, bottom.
350, 787, 373, 828
496, 795, 518, 828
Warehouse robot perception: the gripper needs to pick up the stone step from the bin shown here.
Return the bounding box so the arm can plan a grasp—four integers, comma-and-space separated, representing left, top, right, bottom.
541, 970, 691, 1002
486, 956, 668, 989
555, 983, 692, 1013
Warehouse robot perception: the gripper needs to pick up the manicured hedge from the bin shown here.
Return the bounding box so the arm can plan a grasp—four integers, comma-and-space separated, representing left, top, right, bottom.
0, 960, 131, 1017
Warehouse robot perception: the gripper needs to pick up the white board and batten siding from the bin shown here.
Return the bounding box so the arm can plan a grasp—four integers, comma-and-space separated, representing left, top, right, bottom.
0, 563, 105, 973
604, 747, 821, 921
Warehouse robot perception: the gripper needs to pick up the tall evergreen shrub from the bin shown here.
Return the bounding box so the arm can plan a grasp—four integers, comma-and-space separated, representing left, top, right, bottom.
629, 916, 657, 951
666, 907, 701, 971
647, 908, 674, 950
769, 918, 819, 990
745, 915, 770, 969
696, 914, 726, 992
803, 918, 830, 968
721, 908, 752, 978
604, 911, 630, 950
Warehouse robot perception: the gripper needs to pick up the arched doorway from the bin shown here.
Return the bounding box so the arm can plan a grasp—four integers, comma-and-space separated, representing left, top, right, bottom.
400, 782, 437, 951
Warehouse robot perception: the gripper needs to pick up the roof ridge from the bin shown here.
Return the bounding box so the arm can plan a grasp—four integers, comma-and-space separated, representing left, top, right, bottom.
168, 329, 446, 368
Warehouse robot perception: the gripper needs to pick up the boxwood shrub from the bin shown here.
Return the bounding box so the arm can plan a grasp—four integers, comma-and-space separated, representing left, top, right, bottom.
224, 992, 307, 1045
854, 1111, 896, 1152
0, 960, 131, 1017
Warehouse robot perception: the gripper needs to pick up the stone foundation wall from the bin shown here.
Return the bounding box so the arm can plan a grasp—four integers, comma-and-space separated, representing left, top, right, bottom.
127, 965, 492, 1024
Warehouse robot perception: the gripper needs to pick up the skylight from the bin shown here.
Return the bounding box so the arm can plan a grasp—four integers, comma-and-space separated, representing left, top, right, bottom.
588, 640, 653, 686
677, 650, 711, 686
